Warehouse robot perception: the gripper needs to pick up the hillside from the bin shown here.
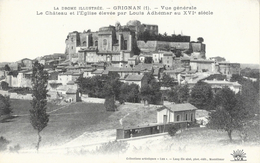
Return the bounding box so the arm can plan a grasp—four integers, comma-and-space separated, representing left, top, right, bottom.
0, 100, 160, 150
240, 63, 260, 69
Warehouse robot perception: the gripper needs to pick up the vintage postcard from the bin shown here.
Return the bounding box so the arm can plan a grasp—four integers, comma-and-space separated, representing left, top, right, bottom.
0, 0, 259, 162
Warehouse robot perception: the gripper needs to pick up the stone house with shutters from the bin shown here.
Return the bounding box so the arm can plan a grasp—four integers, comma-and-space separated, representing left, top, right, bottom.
157, 103, 197, 124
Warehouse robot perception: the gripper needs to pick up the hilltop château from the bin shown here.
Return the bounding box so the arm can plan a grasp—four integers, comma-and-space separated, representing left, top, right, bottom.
1, 20, 241, 103
64, 20, 206, 68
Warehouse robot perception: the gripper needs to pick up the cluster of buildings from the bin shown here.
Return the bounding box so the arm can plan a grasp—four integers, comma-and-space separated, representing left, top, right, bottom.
0, 20, 242, 102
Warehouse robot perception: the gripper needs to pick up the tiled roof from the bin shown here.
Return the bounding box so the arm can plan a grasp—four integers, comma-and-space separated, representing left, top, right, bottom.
19, 70, 32, 74
65, 65, 79, 69
181, 57, 190, 61
66, 88, 77, 94
24, 71, 33, 75
125, 74, 144, 81
92, 69, 104, 74
157, 103, 198, 112
67, 81, 75, 85
102, 69, 109, 75
163, 52, 174, 56
83, 68, 96, 72
61, 72, 73, 75
78, 46, 97, 52
164, 68, 185, 74
152, 63, 164, 68
190, 59, 214, 63
218, 62, 240, 65
204, 80, 241, 86
153, 68, 160, 75
133, 63, 153, 71
106, 67, 134, 72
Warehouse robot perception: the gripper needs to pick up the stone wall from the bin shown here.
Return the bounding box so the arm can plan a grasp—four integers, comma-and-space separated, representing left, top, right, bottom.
0, 90, 33, 100
81, 95, 105, 103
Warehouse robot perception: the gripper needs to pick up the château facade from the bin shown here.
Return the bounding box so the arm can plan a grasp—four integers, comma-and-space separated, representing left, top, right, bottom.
64, 20, 206, 68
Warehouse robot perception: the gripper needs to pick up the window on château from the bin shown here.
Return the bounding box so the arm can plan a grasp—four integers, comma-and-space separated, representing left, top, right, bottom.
95, 41, 98, 46
177, 115, 180, 121
124, 40, 127, 50
103, 39, 107, 50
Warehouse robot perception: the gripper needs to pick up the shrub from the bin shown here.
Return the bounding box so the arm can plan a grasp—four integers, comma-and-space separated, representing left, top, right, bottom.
0, 95, 12, 116
104, 97, 117, 111
95, 140, 129, 154
1, 81, 9, 90
168, 125, 179, 137
9, 144, 21, 153
8, 87, 32, 95
0, 136, 10, 151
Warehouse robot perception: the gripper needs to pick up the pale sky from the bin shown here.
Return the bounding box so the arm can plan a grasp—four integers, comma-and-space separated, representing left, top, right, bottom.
0, 0, 259, 64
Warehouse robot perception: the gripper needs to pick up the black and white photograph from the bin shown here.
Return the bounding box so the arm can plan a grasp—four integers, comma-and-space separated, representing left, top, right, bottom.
0, 0, 259, 162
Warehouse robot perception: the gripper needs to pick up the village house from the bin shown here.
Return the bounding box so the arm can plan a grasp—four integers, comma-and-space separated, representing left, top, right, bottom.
132, 63, 154, 75
5, 70, 32, 88
105, 67, 140, 78
218, 62, 241, 75
187, 79, 242, 94
157, 103, 197, 124
123, 74, 147, 88
65, 88, 81, 102
138, 52, 153, 63
203, 79, 242, 94
17, 58, 33, 70
152, 51, 163, 63
162, 51, 175, 68
83, 68, 96, 78
91, 69, 104, 76
58, 71, 82, 85
190, 42, 206, 59
164, 68, 186, 80
189, 59, 216, 72
127, 56, 138, 67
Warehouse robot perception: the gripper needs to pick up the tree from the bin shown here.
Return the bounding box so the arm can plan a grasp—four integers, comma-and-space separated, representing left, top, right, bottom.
1, 81, 9, 90
139, 72, 162, 105
0, 136, 10, 151
230, 74, 259, 115
30, 61, 49, 151
167, 87, 178, 103
0, 94, 12, 116
207, 87, 248, 142
167, 84, 189, 103
119, 83, 139, 104
168, 125, 180, 137
197, 37, 204, 43
4, 64, 10, 71
95, 140, 129, 154
138, 30, 152, 42
175, 50, 182, 57
178, 84, 190, 103
144, 57, 153, 64
104, 96, 117, 111
189, 81, 213, 110
240, 80, 259, 116
161, 73, 176, 88
103, 72, 122, 100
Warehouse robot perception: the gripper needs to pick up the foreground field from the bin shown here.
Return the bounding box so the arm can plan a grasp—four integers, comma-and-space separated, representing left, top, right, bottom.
1, 99, 259, 162
0, 100, 116, 149
0, 100, 160, 150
